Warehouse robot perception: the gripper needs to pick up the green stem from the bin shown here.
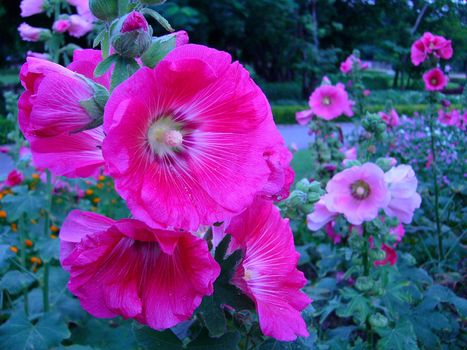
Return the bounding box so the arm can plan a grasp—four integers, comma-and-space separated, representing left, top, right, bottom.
42, 171, 52, 313
42, 264, 50, 313
362, 226, 370, 276
19, 215, 29, 315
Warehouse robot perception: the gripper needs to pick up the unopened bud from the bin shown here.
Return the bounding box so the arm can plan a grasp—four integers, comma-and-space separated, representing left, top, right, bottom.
287, 190, 307, 207
112, 12, 152, 58
90, 0, 119, 21
369, 313, 388, 328
355, 276, 374, 292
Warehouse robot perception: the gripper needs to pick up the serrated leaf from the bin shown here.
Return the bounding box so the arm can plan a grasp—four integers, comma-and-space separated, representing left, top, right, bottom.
133, 324, 183, 350
198, 295, 226, 338
336, 289, 371, 325
258, 333, 316, 350
0, 270, 36, 294
186, 330, 240, 350
2, 188, 43, 220
376, 320, 419, 350
0, 311, 70, 350
142, 8, 174, 32
141, 36, 176, 68
94, 54, 118, 77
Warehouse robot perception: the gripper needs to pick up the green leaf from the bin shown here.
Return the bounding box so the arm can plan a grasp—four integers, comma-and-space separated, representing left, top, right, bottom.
336, 288, 371, 325
258, 334, 316, 350
110, 57, 135, 91
142, 8, 174, 32
2, 187, 43, 220
0, 311, 70, 350
186, 330, 240, 350
133, 324, 183, 350
0, 270, 36, 294
94, 54, 119, 77
376, 319, 419, 350
141, 36, 176, 68
0, 244, 14, 268
93, 29, 107, 48
198, 295, 227, 338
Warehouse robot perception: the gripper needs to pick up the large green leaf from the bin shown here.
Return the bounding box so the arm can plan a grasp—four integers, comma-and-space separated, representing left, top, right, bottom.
376, 320, 419, 350
258, 333, 316, 350
133, 324, 183, 350
0, 311, 70, 350
0, 270, 36, 295
2, 186, 43, 220
186, 330, 240, 350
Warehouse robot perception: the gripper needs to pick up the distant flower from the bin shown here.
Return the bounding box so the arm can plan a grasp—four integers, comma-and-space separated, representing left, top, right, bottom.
5, 170, 24, 187
380, 109, 399, 127
18, 23, 49, 42
438, 109, 460, 126
27, 51, 50, 60
68, 15, 93, 38
295, 109, 313, 125
325, 221, 342, 244
390, 222, 405, 242
340, 54, 367, 74
67, 0, 96, 22
307, 198, 338, 231
227, 198, 311, 341
53, 18, 71, 33
309, 82, 354, 120
423, 68, 448, 91
384, 165, 421, 224
363, 89, 371, 97
374, 244, 397, 266
323, 163, 390, 225
411, 32, 453, 66
20, 0, 45, 17
425, 152, 433, 169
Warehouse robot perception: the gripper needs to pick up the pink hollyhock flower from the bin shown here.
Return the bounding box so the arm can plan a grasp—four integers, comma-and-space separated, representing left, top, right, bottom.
5, 170, 24, 187
374, 244, 397, 267
307, 199, 338, 231
343, 146, 357, 161
384, 165, 421, 224
68, 15, 93, 38
60, 210, 220, 330
18, 23, 48, 42
323, 163, 390, 225
18, 57, 98, 137
53, 19, 71, 33
390, 222, 405, 242
410, 39, 427, 66
103, 44, 290, 230
421, 32, 453, 60
67, 0, 95, 22
340, 56, 353, 74
309, 83, 354, 120
380, 109, 399, 127
325, 221, 342, 244
295, 109, 313, 125
226, 198, 311, 341
20, 0, 45, 17
121, 12, 149, 33
171, 30, 189, 47
363, 89, 371, 97
438, 109, 460, 126
27, 51, 50, 60
423, 68, 448, 91
67, 49, 111, 88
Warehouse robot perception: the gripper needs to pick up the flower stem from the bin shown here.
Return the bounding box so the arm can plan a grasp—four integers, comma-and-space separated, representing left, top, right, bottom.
362, 226, 370, 276
19, 214, 29, 315
42, 170, 52, 313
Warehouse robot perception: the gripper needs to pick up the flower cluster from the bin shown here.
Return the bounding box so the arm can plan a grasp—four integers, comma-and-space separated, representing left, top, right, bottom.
339, 54, 368, 74
410, 32, 453, 66
18, 19, 310, 339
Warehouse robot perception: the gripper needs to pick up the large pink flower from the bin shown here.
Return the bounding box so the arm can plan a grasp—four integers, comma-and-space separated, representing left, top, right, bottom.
18, 57, 106, 178
60, 210, 220, 330
384, 165, 421, 224
308, 83, 354, 120
438, 109, 460, 126
103, 44, 290, 230
307, 198, 338, 231
20, 0, 45, 17
423, 68, 448, 91
68, 15, 93, 38
410, 39, 427, 66
323, 163, 390, 225
67, 49, 111, 88
226, 198, 311, 341
421, 32, 453, 59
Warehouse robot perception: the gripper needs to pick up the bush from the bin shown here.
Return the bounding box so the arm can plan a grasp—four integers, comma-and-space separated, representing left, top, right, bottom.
258, 81, 302, 101
0, 116, 14, 144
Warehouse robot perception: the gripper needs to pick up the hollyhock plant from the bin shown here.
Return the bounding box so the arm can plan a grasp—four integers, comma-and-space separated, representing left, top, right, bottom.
308, 82, 354, 120
18, 23, 49, 42
53, 18, 71, 33
60, 210, 220, 330
322, 163, 390, 225
103, 44, 292, 230
68, 15, 93, 38
380, 109, 399, 127
307, 198, 338, 231
423, 68, 448, 91
20, 0, 45, 17
438, 109, 460, 126
384, 165, 421, 224
226, 198, 311, 341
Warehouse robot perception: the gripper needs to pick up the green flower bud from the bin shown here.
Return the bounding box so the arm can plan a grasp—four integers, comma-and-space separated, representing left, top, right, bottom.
307, 192, 322, 204
369, 313, 389, 328
343, 160, 361, 168
296, 178, 312, 193
370, 249, 386, 261
349, 234, 364, 250
112, 12, 152, 58
90, 0, 118, 21
355, 276, 374, 292
287, 190, 307, 207
308, 181, 322, 193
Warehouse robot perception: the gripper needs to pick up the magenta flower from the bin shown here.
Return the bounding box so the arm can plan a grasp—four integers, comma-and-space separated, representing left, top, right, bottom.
18, 57, 107, 178
363, 89, 371, 97
380, 109, 399, 127
374, 244, 397, 267
18, 23, 48, 42
121, 12, 149, 33
423, 68, 448, 91
308, 83, 354, 120
53, 19, 71, 33
295, 109, 313, 125
411, 32, 453, 66
438, 109, 460, 126
60, 210, 219, 330
103, 44, 290, 230
384, 165, 421, 224
325, 221, 342, 244
67, 0, 95, 22
339, 56, 353, 74
410, 39, 428, 66
307, 198, 338, 231
20, 0, 45, 17
226, 198, 311, 341
323, 163, 390, 225
67, 49, 112, 88
68, 15, 93, 38
5, 170, 24, 187
390, 222, 405, 242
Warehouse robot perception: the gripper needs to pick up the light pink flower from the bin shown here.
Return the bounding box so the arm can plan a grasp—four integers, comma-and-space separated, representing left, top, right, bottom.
380, 109, 399, 127
53, 19, 71, 33
323, 163, 390, 225
309, 83, 354, 120
307, 199, 338, 231
438, 109, 460, 126
27, 51, 50, 60
384, 165, 421, 224
363, 89, 371, 97
295, 109, 313, 125
390, 222, 405, 242
374, 244, 397, 266
18, 57, 106, 178
20, 0, 45, 17
5, 170, 24, 187
60, 210, 220, 330
67, 0, 95, 22
103, 44, 289, 230
343, 146, 357, 161
423, 68, 448, 91
68, 15, 93, 38
18, 23, 47, 42
226, 198, 311, 341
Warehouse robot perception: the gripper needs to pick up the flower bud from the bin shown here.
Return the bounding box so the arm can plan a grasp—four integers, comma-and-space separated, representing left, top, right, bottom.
89, 0, 118, 21
355, 276, 374, 292
287, 190, 307, 207
296, 178, 312, 192
369, 313, 388, 328
343, 159, 361, 168
370, 249, 386, 261
375, 157, 394, 172
112, 12, 152, 58
349, 234, 364, 250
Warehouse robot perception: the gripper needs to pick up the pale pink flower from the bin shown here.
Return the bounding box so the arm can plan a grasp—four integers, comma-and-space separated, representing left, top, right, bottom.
27, 51, 50, 60
384, 165, 421, 224
20, 0, 45, 17
438, 109, 460, 126
53, 19, 71, 33
380, 109, 399, 127
308, 83, 354, 120
295, 109, 313, 125
67, 0, 95, 22
227, 198, 311, 341
60, 210, 220, 330
307, 199, 338, 231
343, 146, 357, 161
390, 222, 405, 242
323, 163, 390, 225
363, 89, 371, 97
103, 44, 290, 230
18, 23, 48, 42
423, 68, 448, 91
68, 15, 93, 38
